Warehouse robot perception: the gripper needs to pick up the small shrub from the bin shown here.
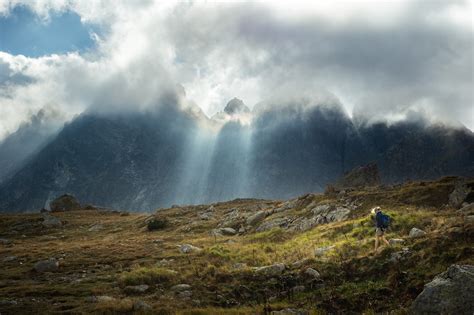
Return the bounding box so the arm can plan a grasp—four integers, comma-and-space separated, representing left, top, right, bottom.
147, 218, 169, 231
119, 267, 176, 286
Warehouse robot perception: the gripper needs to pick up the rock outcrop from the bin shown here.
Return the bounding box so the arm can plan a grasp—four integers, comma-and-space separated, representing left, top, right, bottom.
410, 264, 474, 315
50, 194, 81, 212
334, 163, 380, 189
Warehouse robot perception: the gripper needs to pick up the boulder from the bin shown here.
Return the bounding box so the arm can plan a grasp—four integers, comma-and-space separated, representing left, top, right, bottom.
124, 284, 149, 294
220, 227, 237, 236
0, 238, 12, 245
246, 211, 266, 226
409, 227, 427, 238
42, 213, 62, 228
304, 268, 321, 279
178, 244, 202, 254
410, 264, 474, 315
254, 263, 286, 276
34, 258, 59, 272
171, 284, 191, 292
449, 182, 471, 208
50, 194, 81, 212
256, 217, 290, 232
133, 300, 152, 311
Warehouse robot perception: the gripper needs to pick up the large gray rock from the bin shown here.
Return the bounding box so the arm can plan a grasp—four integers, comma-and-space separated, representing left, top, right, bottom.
409, 227, 427, 238
304, 268, 321, 279
256, 217, 290, 232
42, 213, 62, 228
171, 284, 191, 292
410, 264, 474, 315
219, 227, 237, 236
254, 263, 286, 276
246, 211, 266, 226
449, 182, 471, 208
34, 258, 59, 272
178, 244, 202, 254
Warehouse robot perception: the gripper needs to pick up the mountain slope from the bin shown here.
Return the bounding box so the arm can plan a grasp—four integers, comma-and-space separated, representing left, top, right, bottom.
0, 99, 473, 212
0, 177, 472, 313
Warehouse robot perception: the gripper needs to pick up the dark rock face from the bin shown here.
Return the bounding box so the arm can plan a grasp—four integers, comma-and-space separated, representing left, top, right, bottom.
0, 99, 473, 212
410, 264, 474, 315
335, 163, 380, 189
50, 194, 81, 212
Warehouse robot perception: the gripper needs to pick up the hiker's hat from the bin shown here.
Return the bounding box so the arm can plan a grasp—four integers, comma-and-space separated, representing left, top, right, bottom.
371, 206, 381, 214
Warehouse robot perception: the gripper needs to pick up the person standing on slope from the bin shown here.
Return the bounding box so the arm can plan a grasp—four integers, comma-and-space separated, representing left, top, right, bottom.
372, 206, 390, 252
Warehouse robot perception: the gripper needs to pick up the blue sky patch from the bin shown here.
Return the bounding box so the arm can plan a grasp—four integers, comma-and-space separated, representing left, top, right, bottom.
0, 5, 99, 57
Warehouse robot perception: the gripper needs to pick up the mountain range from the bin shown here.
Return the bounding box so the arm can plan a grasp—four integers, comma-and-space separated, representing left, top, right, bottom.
0, 95, 473, 212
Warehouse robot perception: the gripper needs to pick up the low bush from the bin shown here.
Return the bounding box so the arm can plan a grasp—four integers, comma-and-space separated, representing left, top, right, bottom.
147, 218, 169, 231
119, 267, 176, 286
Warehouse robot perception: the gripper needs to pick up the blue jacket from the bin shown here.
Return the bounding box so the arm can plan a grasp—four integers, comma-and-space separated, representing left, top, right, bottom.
375, 212, 384, 228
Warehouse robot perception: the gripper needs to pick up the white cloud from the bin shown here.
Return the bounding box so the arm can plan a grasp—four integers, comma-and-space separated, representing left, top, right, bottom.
0, 0, 472, 141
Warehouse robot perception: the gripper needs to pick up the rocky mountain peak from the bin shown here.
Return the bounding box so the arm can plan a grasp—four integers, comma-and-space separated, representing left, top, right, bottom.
223, 98, 250, 115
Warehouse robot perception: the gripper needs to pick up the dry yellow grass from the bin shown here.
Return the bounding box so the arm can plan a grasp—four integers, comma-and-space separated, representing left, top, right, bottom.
0, 177, 473, 314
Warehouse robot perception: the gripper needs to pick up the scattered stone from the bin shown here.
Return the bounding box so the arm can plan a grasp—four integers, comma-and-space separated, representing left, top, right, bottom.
0, 238, 12, 245
246, 211, 266, 226
254, 263, 286, 276
50, 194, 81, 212
199, 212, 213, 220
124, 284, 149, 294
409, 227, 427, 238
389, 238, 405, 245
466, 215, 474, 223
389, 248, 411, 263
133, 300, 152, 311
152, 239, 164, 244
291, 258, 311, 269
220, 227, 237, 236
3, 256, 17, 262
34, 259, 59, 273
314, 245, 335, 257
42, 213, 62, 228
88, 224, 104, 232
449, 182, 472, 208
178, 244, 202, 254
256, 217, 290, 232
304, 268, 321, 279
410, 264, 474, 315
171, 284, 192, 292
177, 290, 193, 299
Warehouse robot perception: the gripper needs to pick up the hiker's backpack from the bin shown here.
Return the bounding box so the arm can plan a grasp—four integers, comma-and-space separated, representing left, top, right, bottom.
380, 213, 391, 229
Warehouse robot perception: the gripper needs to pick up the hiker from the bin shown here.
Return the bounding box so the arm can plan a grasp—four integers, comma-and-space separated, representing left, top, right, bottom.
372, 206, 390, 252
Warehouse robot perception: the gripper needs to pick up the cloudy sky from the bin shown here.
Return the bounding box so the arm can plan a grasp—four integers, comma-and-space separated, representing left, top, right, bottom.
0, 0, 472, 140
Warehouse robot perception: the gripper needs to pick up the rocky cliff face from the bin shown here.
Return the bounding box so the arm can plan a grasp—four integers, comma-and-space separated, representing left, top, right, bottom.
0, 99, 473, 212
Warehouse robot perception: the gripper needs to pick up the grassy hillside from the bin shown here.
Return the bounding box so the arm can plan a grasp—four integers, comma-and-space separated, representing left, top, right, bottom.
0, 177, 473, 314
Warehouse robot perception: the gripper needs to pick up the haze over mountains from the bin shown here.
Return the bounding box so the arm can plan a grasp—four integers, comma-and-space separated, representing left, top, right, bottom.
0, 93, 473, 212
